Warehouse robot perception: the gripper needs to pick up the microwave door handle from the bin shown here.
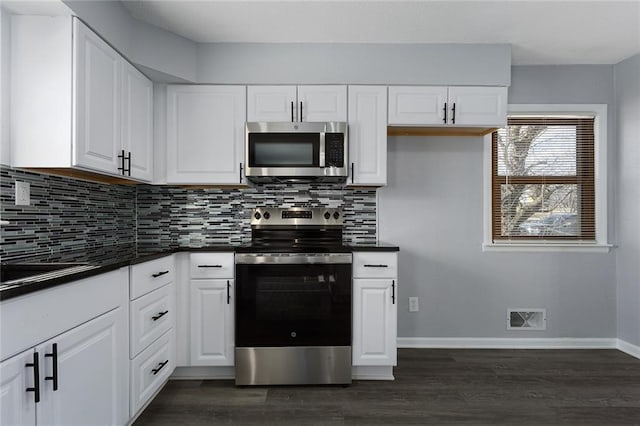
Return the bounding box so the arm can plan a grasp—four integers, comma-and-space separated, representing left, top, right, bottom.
319, 132, 326, 168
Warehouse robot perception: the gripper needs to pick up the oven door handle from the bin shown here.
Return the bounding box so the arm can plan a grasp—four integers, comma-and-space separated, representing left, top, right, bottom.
235, 253, 352, 264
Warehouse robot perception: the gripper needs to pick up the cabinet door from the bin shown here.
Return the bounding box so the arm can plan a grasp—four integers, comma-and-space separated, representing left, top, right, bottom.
0, 350, 37, 426
247, 86, 297, 122
166, 85, 246, 184
122, 61, 153, 182
447, 86, 508, 127
72, 19, 121, 175
347, 86, 387, 186
190, 279, 234, 366
388, 86, 448, 125
37, 308, 128, 426
298, 85, 347, 122
353, 279, 397, 366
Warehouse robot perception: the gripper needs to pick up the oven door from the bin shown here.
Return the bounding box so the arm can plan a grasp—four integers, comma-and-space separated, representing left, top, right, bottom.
235, 253, 352, 348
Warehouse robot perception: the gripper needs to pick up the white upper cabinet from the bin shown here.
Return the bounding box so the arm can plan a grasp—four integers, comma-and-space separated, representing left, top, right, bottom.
11, 16, 153, 182
247, 85, 347, 122
297, 85, 347, 122
247, 86, 297, 122
72, 20, 121, 174
447, 86, 508, 126
166, 85, 246, 185
388, 86, 448, 125
122, 61, 154, 182
388, 85, 507, 127
347, 86, 387, 186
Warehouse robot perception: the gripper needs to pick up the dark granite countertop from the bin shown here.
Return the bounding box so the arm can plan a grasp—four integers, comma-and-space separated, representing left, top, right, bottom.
1, 242, 398, 301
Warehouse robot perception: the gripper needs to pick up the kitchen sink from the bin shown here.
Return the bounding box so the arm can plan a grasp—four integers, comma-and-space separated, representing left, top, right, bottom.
0, 263, 93, 283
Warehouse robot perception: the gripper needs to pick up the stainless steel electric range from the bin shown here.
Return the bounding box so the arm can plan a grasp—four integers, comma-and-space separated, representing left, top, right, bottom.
234, 207, 352, 386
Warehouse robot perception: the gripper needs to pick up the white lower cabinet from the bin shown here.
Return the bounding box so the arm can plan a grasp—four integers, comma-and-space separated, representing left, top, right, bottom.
190, 279, 234, 366
0, 350, 36, 426
36, 309, 128, 426
0, 269, 129, 426
352, 279, 397, 366
188, 252, 235, 367
130, 330, 174, 416
352, 252, 399, 370
129, 255, 176, 420
0, 307, 128, 426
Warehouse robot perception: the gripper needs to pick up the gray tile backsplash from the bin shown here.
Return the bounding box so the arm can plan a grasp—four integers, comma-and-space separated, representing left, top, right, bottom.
1, 166, 136, 261
1, 165, 377, 260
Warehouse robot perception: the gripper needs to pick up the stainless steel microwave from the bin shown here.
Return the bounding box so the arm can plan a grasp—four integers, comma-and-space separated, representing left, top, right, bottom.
245, 122, 348, 183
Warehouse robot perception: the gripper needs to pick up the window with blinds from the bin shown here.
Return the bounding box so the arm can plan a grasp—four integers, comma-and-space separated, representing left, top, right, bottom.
492, 116, 595, 241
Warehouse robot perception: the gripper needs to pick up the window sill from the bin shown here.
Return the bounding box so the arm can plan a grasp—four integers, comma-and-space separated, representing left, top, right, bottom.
482, 242, 612, 253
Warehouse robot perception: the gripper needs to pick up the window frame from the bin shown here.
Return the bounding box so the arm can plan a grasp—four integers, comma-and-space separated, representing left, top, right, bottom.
483, 104, 610, 252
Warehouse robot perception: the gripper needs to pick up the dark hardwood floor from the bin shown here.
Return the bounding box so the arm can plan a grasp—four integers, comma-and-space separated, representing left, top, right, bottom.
134, 349, 640, 425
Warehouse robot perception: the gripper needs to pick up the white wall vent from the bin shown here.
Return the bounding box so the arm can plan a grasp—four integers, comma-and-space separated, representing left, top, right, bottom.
507, 308, 547, 330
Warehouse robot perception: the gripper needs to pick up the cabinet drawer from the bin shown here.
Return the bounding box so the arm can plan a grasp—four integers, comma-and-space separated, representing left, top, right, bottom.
130, 283, 174, 358
130, 255, 175, 300
189, 253, 234, 279
353, 252, 398, 279
131, 330, 174, 416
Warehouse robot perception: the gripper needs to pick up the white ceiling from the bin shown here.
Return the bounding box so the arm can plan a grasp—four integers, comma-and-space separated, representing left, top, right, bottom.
122, 0, 640, 65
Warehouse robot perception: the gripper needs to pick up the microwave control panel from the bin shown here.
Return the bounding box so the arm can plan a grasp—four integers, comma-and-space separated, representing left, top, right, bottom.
325, 133, 345, 167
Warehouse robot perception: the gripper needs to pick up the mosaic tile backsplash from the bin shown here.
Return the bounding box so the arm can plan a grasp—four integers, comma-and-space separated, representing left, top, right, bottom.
1, 166, 377, 260
1, 166, 137, 261
136, 183, 377, 250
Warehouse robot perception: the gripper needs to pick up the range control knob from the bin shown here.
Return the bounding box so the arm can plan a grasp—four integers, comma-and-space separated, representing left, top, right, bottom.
254, 212, 261, 220
324, 212, 331, 220
333, 212, 340, 220
263, 211, 271, 220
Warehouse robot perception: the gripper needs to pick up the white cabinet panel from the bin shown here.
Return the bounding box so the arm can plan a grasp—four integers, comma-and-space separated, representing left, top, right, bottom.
247, 85, 297, 122
247, 85, 347, 123
130, 283, 175, 358
353, 252, 398, 279
130, 330, 173, 416
298, 85, 347, 122
352, 279, 397, 366
447, 86, 508, 127
388, 86, 447, 125
189, 252, 235, 279
130, 255, 175, 300
122, 60, 154, 182
166, 85, 246, 184
37, 308, 128, 426
347, 86, 387, 186
72, 18, 121, 174
0, 350, 36, 426
388, 85, 508, 127
190, 279, 234, 366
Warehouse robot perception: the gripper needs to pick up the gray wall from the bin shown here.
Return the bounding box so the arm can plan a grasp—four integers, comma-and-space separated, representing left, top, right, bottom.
196, 43, 511, 85
615, 54, 640, 347
379, 65, 617, 339
1, 7, 10, 165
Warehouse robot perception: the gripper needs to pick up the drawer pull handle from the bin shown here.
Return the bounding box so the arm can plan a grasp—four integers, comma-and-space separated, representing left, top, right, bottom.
364, 264, 388, 268
392, 279, 396, 304
25, 352, 40, 403
151, 360, 169, 375
152, 270, 169, 278
44, 343, 58, 391
152, 310, 169, 321
198, 264, 223, 268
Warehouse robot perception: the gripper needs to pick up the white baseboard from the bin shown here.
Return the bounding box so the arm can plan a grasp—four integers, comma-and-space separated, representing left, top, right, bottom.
352, 366, 394, 381
397, 337, 617, 349
617, 339, 640, 360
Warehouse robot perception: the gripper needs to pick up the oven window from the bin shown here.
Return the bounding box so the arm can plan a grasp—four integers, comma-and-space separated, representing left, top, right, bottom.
248, 133, 320, 167
236, 263, 351, 347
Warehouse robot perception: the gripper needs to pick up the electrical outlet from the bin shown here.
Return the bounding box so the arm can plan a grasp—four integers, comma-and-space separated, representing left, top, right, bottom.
15, 181, 30, 206
409, 297, 419, 312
